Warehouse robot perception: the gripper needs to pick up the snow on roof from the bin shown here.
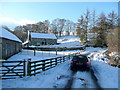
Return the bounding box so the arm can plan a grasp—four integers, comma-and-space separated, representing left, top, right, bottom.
22, 40, 29, 45
31, 32, 57, 39
0, 27, 22, 42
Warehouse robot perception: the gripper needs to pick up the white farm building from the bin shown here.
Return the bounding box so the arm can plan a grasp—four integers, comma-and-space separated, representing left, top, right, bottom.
30, 32, 57, 46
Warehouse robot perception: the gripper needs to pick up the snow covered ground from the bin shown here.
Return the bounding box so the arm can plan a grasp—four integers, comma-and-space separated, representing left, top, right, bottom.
19, 35, 83, 62
2, 60, 72, 88
1, 60, 97, 88
57, 35, 81, 47
7, 49, 81, 61
1, 47, 119, 88
90, 50, 119, 88
7, 47, 103, 61
91, 60, 119, 88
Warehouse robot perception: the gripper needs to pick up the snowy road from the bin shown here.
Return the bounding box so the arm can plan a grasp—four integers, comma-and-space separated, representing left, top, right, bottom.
2, 60, 102, 88
62, 68, 103, 89
2, 50, 118, 90
47, 60, 102, 89
44, 60, 101, 89
64, 70, 99, 89
2, 48, 104, 88
2, 48, 109, 89
2, 47, 118, 88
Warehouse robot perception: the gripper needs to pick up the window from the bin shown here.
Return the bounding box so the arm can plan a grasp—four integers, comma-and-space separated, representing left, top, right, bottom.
44, 42, 47, 45
42, 42, 44, 45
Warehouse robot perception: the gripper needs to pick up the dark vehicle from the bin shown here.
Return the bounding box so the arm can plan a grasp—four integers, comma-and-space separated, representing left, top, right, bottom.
70, 55, 90, 71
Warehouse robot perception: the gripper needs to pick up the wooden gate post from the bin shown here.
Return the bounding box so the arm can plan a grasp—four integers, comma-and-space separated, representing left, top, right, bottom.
63, 56, 65, 62
68, 55, 70, 60
34, 62, 36, 76
55, 58, 57, 66
56, 48, 57, 55
34, 48, 36, 56
42, 60, 45, 71
23, 59, 26, 76
27, 58, 31, 76
50, 59, 52, 68
60, 57, 62, 63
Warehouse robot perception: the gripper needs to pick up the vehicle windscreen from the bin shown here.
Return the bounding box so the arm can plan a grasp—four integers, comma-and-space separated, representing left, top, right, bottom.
72, 56, 88, 63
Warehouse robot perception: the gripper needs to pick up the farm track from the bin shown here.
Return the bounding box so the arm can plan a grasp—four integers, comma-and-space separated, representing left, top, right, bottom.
63, 52, 103, 89
64, 70, 77, 89
63, 69, 103, 89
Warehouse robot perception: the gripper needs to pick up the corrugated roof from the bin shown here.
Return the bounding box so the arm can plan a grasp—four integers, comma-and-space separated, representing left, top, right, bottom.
31, 32, 57, 39
0, 27, 22, 42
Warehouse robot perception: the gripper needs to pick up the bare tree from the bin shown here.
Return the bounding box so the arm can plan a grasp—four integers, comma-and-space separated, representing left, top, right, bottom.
51, 18, 66, 37
92, 10, 97, 28
107, 27, 119, 65
108, 11, 118, 29
43, 20, 50, 33
64, 20, 76, 36
49, 24, 58, 36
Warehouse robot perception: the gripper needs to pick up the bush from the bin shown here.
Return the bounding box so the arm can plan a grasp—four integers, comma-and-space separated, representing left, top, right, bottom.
107, 27, 120, 66
107, 27, 119, 53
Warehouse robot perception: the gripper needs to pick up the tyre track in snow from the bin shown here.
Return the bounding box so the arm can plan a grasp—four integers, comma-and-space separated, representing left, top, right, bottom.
64, 70, 77, 89
64, 70, 103, 89
90, 69, 100, 87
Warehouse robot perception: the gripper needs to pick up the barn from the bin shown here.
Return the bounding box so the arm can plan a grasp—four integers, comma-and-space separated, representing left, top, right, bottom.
30, 32, 57, 46
0, 27, 22, 60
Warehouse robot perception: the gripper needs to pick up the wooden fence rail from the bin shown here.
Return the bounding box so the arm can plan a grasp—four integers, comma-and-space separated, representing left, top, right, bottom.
0, 52, 81, 79
27, 55, 67, 76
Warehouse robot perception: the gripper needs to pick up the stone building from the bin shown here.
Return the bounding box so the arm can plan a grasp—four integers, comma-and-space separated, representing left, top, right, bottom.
30, 32, 57, 46
0, 27, 22, 60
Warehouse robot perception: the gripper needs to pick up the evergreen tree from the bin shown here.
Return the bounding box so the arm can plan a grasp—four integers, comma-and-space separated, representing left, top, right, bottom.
77, 9, 90, 45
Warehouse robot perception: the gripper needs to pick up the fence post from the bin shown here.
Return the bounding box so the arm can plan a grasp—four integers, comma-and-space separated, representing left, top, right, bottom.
27, 58, 31, 76
61, 57, 63, 63
70, 54, 73, 59
34, 48, 36, 56
60, 57, 62, 63
63, 56, 65, 62
74, 53, 75, 56
65, 56, 66, 61
55, 58, 57, 66
42, 60, 45, 71
23, 59, 26, 76
56, 48, 57, 55
34, 62, 36, 76
68, 55, 70, 60
50, 59, 52, 68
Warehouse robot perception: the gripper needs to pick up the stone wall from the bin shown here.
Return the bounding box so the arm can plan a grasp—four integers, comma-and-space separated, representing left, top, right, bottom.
31, 38, 57, 46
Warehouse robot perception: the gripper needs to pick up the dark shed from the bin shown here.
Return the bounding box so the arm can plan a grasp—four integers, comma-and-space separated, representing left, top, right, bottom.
0, 27, 22, 60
